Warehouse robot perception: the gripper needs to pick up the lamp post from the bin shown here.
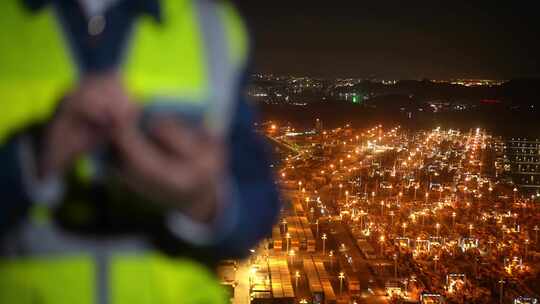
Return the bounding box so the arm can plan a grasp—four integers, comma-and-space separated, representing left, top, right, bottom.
513, 187, 518, 204
379, 235, 385, 255
402, 222, 407, 236
289, 249, 295, 266
393, 254, 398, 278
322, 233, 327, 255
433, 255, 439, 272
452, 212, 456, 230
525, 239, 529, 260
436, 223, 441, 238
329, 250, 334, 271
469, 224, 474, 237
364, 183, 368, 197
295, 270, 300, 290
380, 201, 384, 216
286, 232, 291, 252
498, 279, 505, 304
389, 211, 395, 227
315, 219, 319, 239
338, 272, 345, 296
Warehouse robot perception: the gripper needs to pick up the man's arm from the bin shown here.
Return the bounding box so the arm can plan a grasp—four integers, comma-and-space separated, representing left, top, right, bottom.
212, 96, 281, 257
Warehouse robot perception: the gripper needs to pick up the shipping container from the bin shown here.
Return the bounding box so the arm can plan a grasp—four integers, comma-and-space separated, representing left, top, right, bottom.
268, 257, 295, 304
299, 216, 316, 252
272, 226, 283, 251
303, 258, 325, 304
314, 260, 337, 304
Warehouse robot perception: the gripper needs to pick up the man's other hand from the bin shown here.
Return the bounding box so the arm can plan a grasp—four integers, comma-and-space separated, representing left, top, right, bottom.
40, 72, 135, 177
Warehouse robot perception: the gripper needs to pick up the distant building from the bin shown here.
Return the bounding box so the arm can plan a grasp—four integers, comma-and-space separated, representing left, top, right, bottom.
505, 138, 540, 192
330, 85, 364, 103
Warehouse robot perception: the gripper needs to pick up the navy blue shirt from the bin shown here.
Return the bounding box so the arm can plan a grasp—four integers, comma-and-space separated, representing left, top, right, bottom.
25, 0, 160, 72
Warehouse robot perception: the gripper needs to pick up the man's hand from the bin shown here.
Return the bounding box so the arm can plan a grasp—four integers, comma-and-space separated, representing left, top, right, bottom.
40, 70, 225, 222
113, 116, 227, 222
40, 72, 134, 177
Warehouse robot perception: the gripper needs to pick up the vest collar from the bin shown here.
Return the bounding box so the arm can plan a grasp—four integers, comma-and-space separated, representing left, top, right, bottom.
22, 0, 162, 22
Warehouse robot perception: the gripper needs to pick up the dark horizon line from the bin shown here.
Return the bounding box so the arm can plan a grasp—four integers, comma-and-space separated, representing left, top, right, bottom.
251, 72, 540, 82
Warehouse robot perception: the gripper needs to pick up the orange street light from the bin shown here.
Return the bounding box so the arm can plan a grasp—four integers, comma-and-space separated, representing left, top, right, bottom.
338, 272, 345, 295
321, 233, 327, 254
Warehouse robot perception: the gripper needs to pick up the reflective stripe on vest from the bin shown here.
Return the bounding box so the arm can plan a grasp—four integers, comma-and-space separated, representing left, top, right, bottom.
0, 0, 248, 141
1, 208, 228, 304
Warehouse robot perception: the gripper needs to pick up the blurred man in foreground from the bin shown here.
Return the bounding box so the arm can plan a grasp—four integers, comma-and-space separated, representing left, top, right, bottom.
0, 0, 279, 303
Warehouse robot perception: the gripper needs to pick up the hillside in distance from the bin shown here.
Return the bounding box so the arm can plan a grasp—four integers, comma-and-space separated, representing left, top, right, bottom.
258, 101, 539, 138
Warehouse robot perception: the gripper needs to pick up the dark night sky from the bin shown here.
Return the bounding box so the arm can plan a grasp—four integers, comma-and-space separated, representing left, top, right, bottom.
234, 1, 540, 80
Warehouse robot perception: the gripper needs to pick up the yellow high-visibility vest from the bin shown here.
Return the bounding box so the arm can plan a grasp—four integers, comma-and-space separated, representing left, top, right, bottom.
0, 252, 229, 304
0, 0, 248, 303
